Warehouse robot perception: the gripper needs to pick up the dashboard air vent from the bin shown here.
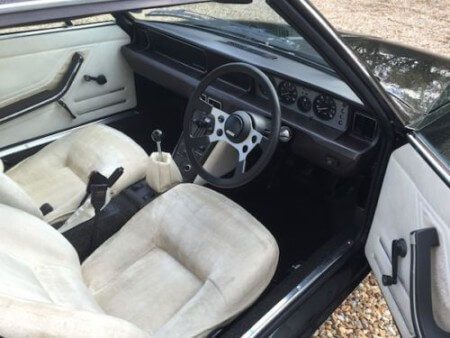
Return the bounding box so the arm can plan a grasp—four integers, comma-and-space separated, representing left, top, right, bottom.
352, 112, 377, 140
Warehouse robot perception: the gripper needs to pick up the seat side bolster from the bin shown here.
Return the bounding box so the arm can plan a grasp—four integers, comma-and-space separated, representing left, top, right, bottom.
0, 173, 42, 218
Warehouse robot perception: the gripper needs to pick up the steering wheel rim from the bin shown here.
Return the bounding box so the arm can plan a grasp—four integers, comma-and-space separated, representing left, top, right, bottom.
183, 62, 281, 188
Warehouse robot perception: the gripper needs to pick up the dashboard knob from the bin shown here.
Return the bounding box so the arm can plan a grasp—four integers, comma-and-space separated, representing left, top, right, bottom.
279, 126, 292, 142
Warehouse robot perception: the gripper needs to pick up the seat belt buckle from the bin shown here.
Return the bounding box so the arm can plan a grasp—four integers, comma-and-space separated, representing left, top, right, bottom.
90, 183, 108, 214
79, 168, 124, 208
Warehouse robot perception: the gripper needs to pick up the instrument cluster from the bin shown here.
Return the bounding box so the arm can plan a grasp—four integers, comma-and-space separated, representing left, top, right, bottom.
259, 78, 350, 131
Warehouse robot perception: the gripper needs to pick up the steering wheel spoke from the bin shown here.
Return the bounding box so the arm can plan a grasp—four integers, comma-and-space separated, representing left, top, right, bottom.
234, 159, 247, 177
233, 128, 261, 161
208, 107, 230, 142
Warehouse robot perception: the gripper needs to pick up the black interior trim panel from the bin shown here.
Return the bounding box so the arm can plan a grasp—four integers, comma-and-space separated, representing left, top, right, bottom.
0, 52, 83, 124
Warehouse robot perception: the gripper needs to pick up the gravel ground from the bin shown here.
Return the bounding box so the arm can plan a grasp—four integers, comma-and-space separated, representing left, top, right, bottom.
312, 0, 450, 57
313, 273, 399, 337
1, 2, 447, 337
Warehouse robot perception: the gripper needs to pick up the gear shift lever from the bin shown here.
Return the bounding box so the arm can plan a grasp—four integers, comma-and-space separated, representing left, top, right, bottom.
151, 129, 163, 161
147, 129, 182, 193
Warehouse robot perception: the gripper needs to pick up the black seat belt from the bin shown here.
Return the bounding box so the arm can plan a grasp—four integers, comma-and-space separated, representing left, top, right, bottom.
79, 167, 124, 207
82, 167, 124, 249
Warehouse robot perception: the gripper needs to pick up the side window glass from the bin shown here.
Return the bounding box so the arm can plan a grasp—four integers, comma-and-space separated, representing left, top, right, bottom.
417, 111, 450, 169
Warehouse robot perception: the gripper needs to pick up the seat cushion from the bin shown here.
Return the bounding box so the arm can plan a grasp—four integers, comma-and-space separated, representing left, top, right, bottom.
82, 183, 279, 337
92, 247, 203, 333
6, 124, 147, 222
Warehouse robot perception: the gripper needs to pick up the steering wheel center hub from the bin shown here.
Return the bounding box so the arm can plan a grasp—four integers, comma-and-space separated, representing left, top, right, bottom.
224, 111, 252, 143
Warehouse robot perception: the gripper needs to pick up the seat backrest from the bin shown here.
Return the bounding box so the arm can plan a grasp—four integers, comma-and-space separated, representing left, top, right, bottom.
0, 204, 148, 337
7, 124, 148, 195
4, 124, 147, 223
0, 172, 42, 218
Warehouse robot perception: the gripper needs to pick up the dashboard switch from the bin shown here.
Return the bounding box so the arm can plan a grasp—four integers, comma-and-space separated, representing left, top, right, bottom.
279, 126, 292, 142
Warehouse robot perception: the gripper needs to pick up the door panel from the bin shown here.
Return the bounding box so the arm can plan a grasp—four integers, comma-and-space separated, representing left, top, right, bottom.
0, 24, 136, 148
365, 143, 450, 337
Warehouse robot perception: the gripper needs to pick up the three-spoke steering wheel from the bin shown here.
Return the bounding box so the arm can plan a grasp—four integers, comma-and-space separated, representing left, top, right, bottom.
183, 63, 281, 188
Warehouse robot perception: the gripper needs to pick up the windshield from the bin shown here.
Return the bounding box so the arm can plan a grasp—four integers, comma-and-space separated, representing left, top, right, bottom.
343, 35, 450, 127
132, 0, 449, 128
310, 0, 450, 127
131, 1, 329, 70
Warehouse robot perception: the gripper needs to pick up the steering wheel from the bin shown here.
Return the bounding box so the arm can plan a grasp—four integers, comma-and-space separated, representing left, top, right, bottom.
183, 62, 281, 188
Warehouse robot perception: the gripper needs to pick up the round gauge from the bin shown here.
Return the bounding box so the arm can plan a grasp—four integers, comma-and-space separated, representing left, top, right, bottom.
297, 95, 312, 112
277, 80, 298, 104
313, 94, 336, 120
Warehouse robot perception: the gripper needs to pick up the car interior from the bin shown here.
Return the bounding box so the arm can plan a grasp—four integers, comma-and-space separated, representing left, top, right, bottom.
0, 6, 388, 338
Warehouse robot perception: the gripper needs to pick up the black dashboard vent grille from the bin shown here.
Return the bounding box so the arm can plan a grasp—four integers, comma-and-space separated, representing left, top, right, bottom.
352, 112, 378, 140
223, 41, 277, 60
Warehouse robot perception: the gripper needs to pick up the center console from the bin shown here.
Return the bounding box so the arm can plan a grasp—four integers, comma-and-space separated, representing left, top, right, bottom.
172, 132, 215, 182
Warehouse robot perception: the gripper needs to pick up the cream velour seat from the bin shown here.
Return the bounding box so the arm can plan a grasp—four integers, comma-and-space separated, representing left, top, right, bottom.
0, 124, 148, 223
0, 184, 279, 337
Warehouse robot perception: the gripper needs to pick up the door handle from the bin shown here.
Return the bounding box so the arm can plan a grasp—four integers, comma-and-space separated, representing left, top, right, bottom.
84, 74, 107, 85
382, 238, 407, 286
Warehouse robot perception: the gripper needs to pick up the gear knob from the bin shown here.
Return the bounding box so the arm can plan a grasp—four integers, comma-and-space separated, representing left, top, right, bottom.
151, 129, 163, 161
151, 129, 163, 143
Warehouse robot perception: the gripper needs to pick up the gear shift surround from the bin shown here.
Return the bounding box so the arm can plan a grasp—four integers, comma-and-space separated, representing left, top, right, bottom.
146, 130, 182, 193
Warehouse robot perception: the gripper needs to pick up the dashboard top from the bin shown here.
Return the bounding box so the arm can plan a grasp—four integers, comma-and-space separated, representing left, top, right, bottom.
144, 22, 363, 107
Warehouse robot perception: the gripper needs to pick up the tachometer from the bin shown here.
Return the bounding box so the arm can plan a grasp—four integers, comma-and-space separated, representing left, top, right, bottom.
277, 80, 298, 104
313, 94, 336, 120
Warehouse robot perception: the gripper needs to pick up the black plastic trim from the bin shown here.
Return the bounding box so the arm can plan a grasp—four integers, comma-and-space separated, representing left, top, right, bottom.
410, 228, 450, 338
0, 52, 83, 124
0, 0, 204, 29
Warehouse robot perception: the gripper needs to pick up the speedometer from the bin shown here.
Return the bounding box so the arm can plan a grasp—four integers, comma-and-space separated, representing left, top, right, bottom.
313, 94, 336, 120
277, 80, 298, 104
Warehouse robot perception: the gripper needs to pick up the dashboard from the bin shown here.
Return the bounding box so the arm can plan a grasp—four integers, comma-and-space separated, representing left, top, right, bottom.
124, 21, 379, 176
265, 78, 350, 132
